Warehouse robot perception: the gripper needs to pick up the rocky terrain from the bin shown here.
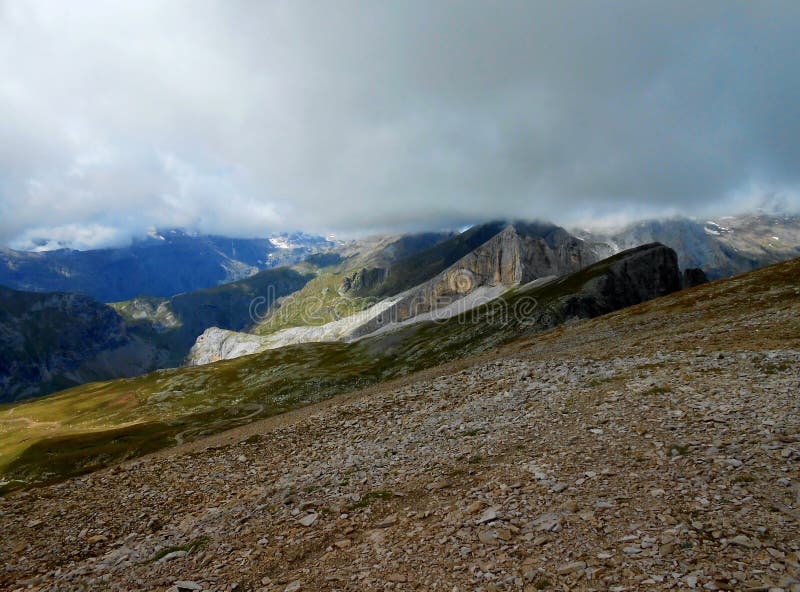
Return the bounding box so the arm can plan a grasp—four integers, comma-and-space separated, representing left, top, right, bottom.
1, 255, 798, 591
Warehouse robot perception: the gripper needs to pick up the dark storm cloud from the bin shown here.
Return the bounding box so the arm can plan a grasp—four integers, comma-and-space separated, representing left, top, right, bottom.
1, 1, 799, 248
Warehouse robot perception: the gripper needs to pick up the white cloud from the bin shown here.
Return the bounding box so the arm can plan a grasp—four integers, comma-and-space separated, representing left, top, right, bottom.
1, 0, 799, 248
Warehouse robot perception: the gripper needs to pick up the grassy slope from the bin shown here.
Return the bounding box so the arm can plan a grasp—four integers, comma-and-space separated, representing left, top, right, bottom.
252, 271, 376, 336
2, 254, 798, 493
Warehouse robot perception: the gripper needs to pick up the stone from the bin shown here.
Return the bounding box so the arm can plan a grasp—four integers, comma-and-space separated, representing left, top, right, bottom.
529, 513, 561, 532
386, 573, 407, 583
476, 507, 500, 524
174, 582, 203, 591
159, 550, 188, 562
557, 561, 587, 574
427, 478, 451, 491
731, 535, 754, 548
297, 513, 318, 527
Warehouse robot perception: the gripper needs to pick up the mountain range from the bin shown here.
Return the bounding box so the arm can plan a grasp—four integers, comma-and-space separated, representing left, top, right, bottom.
0, 240, 694, 492
0, 212, 798, 404
0, 229, 333, 302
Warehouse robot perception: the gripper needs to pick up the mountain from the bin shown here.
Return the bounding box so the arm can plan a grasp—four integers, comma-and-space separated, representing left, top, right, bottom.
222, 222, 604, 356
0, 243, 689, 492
0, 231, 454, 402
4, 250, 797, 591
113, 267, 312, 365
579, 213, 800, 279
0, 287, 162, 402
0, 229, 333, 302
0, 268, 312, 402
251, 231, 456, 337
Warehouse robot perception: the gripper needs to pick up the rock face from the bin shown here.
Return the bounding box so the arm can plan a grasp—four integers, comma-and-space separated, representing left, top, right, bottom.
555, 243, 682, 322
682, 267, 709, 289
349, 223, 599, 338
0, 287, 159, 402
339, 267, 387, 295
187, 327, 272, 366
190, 243, 682, 365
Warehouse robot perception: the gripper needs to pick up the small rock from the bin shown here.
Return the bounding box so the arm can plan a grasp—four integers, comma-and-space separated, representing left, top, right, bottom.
374, 514, 397, 528
477, 506, 500, 524
623, 546, 641, 555
557, 561, 587, 574
298, 513, 318, 527
386, 573, 407, 583
174, 582, 203, 591
284, 581, 302, 592
159, 550, 188, 562
529, 513, 561, 532
427, 478, 450, 491
731, 535, 754, 548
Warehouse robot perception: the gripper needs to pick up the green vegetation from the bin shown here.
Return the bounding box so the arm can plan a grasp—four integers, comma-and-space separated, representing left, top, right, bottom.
642, 385, 671, 396
347, 490, 394, 510
253, 271, 374, 335
732, 473, 756, 484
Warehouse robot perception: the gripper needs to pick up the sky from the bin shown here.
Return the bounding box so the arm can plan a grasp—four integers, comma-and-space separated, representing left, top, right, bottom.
1, 1, 799, 250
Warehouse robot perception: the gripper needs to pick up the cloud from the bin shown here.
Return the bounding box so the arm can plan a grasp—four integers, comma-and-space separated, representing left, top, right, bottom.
1, 0, 799, 248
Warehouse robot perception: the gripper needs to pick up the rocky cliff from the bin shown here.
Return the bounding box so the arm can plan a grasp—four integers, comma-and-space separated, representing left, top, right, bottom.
552, 243, 682, 322
348, 223, 599, 338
